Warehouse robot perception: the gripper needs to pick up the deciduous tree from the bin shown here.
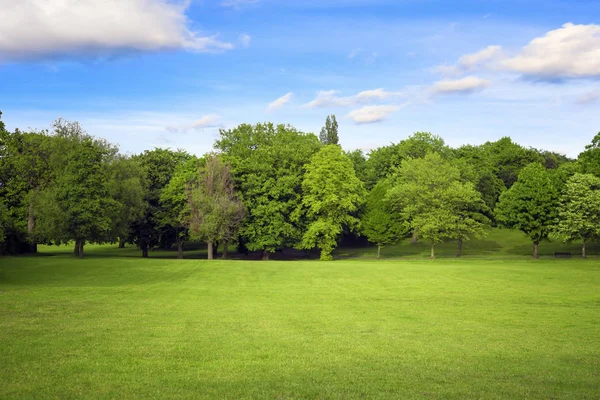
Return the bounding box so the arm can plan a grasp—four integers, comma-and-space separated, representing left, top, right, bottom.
301, 145, 366, 260
550, 173, 600, 258
495, 163, 560, 258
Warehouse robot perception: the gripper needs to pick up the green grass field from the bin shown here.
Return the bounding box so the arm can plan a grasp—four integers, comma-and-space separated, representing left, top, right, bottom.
2, 236, 600, 399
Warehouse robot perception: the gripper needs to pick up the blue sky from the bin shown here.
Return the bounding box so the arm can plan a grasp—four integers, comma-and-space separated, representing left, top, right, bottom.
1, 0, 599, 157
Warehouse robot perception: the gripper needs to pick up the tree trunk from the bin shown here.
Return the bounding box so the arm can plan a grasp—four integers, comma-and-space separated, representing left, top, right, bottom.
118, 238, 125, 248
74, 239, 80, 257
78, 240, 84, 259
582, 241, 586, 258
430, 243, 435, 260
28, 202, 37, 253
222, 241, 229, 260
457, 238, 463, 257
411, 231, 418, 244
533, 241, 539, 259
207, 240, 214, 260
377, 245, 381, 259
177, 242, 183, 259
141, 241, 148, 258
262, 250, 269, 261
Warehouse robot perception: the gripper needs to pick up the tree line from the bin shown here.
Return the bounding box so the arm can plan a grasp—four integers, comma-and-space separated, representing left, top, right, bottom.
1, 111, 599, 259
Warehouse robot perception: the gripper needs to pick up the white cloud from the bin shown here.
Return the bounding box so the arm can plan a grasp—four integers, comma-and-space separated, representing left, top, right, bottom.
266, 92, 293, 112
304, 88, 403, 108
431, 76, 491, 94
239, 34, 252, 48
501, 23, 600, 79
458, 45, 502, 70
347, 105, 400, 124
0, 0, 233, 62
577, 89, 600, 104
166, 114, 222, 133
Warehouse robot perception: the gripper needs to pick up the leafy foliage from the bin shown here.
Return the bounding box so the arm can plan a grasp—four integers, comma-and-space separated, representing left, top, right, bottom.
301, 145, 366, 260
550, 173, 600, 257
216, 123, 320, 257
495, 163, 560, 258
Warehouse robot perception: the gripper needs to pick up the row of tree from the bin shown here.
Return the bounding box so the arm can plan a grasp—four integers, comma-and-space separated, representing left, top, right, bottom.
1, 111, 599, 259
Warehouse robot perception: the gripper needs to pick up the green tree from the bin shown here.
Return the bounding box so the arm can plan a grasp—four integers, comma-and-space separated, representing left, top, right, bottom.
187, 155, 244, 260
364, 132, 450, 190
159, 156, 203, 259
550, 173, 600, 258
216, 123, 320, 259
108, 155, 145, 248
130, 148, 190, 257
495, 163, 560, 258
0, 124, 53, 253
481, 137, 542, 188
578, 132, 600, 177
34, 122, 119, 258
345, 149, 369, 184
300, 145, 366, 260
361, 179, 408, 258
319, 114, 339, 145
387, 153, 489, 259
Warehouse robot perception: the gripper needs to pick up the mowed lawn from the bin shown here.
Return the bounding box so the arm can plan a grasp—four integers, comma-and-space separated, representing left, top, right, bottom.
1, 255, 599, 399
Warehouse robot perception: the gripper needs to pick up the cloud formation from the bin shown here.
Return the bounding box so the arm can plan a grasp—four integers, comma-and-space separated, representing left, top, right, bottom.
304, 88, 403, 108
431, 76, 491, 94
435, 23, 600, 81
266, 92, 293, 112
166, 114, 222, 133
347, 105, 400, 124
501, 23, 600, 79
0, 0, 233, 62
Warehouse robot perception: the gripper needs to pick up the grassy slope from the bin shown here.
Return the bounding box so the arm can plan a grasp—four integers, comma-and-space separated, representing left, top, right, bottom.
1, 254, 599, 399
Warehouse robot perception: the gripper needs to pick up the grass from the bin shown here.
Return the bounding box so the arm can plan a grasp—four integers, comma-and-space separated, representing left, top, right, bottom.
1, 247, 599, 399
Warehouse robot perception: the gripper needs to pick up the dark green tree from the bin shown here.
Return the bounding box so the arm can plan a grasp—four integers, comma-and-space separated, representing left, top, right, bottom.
130, 148, 190, 257
578, 133, 600, 177
361, 179, 408, 258
319, 115, 339, 145
495, 163, 560, 258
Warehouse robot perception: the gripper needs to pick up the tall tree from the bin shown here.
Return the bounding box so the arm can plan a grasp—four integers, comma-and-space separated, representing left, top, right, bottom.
319, 115, 339, 145
300, 145, 366, 260
361, 179, 408, 258
550, 173, 600, 258
495, 163, 560, 258
481, 137, 542, 188
216, 123, 320, 259
387, 153, 489, 259
187, 155, 244, 260
34, 122, 119, 258
158, 156, 203, 259
130, 148, 190, 257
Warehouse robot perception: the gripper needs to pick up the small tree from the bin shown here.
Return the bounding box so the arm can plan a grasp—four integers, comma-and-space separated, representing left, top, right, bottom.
361, 180, 408, 258
187, 155, 244, 260
319, 115, 339, 145
551, 173, 600, 258
300, 145, 366, 260
495, 163, 560, 258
